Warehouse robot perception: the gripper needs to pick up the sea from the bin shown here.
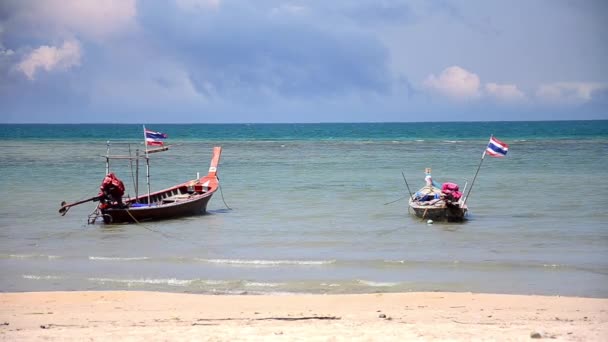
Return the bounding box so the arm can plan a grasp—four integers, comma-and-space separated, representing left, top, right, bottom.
1, 121, 607, 298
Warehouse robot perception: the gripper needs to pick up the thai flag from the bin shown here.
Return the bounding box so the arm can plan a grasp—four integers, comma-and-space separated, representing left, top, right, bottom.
486, 136, 509, 158
145, 129, 168, 146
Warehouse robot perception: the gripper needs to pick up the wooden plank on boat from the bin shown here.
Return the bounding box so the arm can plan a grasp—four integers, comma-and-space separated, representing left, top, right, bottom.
147, 146, 170, 154
162, 194, 192, 203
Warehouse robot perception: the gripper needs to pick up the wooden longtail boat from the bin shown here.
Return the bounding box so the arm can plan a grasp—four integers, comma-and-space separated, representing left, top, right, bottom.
59, 126, 223, 224
404, 136, 509, 223
403, 168, 468, 222
98, 146, 222, 224
403, 135, 509, 221
408, 185, 467, 222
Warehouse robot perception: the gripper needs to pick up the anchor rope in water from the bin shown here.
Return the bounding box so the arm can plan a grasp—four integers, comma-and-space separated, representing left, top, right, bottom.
383, 196, 407, 205
217, 176, 232, 210
124, 207, 184, 240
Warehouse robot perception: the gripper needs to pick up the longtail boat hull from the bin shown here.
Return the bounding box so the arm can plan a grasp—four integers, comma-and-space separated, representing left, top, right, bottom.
101, 189, 214, 224
408, 185, 467, 222
99, 146, 222, 224
408, 201, 467, 222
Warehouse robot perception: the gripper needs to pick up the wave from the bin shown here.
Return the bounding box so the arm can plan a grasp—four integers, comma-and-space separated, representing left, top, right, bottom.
356, 280, 398, 287
88, 277, 199, 287
4, 254, 61, 260
320, 283, 341, 287
196, 259, 336, 266
87, 277, 274, 290
89, 256, 150, 261
22, 274, 62, 280
383, 259, 608, 275
244, 282, 285, 287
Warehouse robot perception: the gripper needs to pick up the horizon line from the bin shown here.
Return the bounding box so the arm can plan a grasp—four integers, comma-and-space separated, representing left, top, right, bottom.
1, 119, 607, 125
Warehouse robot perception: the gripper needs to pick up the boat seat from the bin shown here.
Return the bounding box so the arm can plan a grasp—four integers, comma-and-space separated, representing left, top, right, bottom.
162, 194, 192, 203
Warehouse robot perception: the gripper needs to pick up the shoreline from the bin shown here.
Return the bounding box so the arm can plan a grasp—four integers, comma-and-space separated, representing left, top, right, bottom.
2, 291, 606, 341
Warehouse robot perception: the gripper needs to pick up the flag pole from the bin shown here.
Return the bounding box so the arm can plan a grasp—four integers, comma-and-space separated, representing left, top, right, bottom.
135, 148, 139, 201
143, 125, 151, 206
462, 135, 491, 207
105, 140, 111, 175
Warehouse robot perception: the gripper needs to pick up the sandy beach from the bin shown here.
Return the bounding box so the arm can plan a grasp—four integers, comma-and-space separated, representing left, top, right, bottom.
1, 291, 606, 341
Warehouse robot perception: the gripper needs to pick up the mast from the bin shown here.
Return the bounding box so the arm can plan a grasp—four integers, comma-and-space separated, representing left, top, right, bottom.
143, 125, 151, 206
135, 148, 139, 201
105, 141, 111, 174
462, 135, 490, 207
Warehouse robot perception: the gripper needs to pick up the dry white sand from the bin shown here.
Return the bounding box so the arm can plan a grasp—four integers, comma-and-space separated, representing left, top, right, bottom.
1, 291, 606, 341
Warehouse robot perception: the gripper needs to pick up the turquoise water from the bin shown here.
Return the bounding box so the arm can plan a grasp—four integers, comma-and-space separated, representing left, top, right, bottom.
1, 121, 607, 297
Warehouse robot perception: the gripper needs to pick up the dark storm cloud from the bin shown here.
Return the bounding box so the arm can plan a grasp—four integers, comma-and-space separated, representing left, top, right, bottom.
137, 1, 394, 100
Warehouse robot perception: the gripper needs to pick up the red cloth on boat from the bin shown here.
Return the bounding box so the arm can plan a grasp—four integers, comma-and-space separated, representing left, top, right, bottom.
98, 173, 125, 200
441, 182, 459, 192
441, 182, 462, 201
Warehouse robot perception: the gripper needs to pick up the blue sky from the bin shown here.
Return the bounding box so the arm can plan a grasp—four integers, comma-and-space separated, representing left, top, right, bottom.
1, 0, 606, 123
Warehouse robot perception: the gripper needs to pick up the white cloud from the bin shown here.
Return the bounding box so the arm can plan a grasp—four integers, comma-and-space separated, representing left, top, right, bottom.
176, 0, 221, 11
535, 82, 608, 105
484, 83, 526, 102
12, 0, 137, 41
1, 49, 15, 56
270, 4, 309, 16
17, 40, 82, 80
423, 66, 481, 101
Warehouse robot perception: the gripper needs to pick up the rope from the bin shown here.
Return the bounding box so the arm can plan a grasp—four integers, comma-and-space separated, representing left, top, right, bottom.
125, 208, 141, 224
124, 207, 180, 240
128, 144, 137, 192
384, 196, 406, 205
87, 206, 101, 225
217, 177, 232, 210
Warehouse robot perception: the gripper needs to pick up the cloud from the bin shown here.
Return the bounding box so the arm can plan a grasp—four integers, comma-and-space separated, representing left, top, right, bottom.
137, 2, 394, 100
176, 0, 221, 11
93, 64, 209, 108
338, 1, 415, 26
422, 68, 527, 105
270, 3, 309, 16
535, 82, 608, 105
2, 1, 606, 123
1, 48, 15, 56
17, 40, 81, 80
1, 1, 136, 85
484, 83, 525, 102
2, 0, 137, 41
423, 66, 481, 101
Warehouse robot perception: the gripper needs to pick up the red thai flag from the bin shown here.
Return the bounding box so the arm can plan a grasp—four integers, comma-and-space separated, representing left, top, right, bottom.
485, 136, 509, 158
145, 129, 168, 146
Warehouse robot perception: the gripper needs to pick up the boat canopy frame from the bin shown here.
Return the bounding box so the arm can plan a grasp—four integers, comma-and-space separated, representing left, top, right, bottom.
102, 140, 169, 206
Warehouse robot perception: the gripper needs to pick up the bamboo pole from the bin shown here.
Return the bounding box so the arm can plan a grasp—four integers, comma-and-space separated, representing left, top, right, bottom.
135, 149, 139, 201
462, 136, 491, 207
105, 141, 110, 175
143, 125, 151, 206
401, 171, 414, 201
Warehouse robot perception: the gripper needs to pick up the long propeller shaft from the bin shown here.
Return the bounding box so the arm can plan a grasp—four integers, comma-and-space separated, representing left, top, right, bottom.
59, 196, 101, 216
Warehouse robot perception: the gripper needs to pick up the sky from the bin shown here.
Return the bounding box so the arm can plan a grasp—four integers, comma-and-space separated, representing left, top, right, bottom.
0, 0, 607, 123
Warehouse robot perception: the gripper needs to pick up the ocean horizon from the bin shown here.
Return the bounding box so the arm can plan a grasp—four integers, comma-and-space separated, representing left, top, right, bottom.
1, 120, 607, 297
